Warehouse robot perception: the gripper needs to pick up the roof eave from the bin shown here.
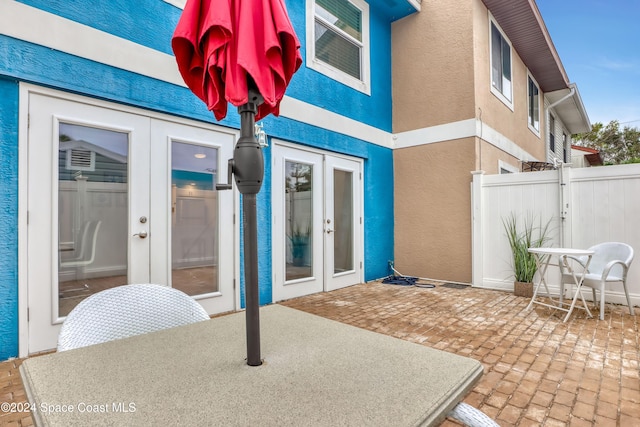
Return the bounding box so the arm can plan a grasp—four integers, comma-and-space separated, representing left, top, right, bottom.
481, 0, 569, 92
585, 152, 604, 166
372, 0, 421, 22
547, 83, 591, 134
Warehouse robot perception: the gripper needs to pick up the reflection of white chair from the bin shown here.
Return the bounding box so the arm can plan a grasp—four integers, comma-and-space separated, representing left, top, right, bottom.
57, 283, 210, 351
561, 242, 635, 320
60, 220, 102, 268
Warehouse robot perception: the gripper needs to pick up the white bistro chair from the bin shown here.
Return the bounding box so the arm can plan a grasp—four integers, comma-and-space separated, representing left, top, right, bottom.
60, 220, 102, 268
560, 242, 634, 320
57, 283, 210, 351
447, 402, 499, 427
59, 220, 102, 298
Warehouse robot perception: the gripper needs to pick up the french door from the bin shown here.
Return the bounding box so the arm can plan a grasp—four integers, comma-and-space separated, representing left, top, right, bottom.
26, 90, 235, 353
272, 144, 362, 301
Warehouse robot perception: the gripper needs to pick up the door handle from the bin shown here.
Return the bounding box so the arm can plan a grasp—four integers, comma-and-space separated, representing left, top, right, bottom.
133, 230, 148, 239
326, 228, 334, 234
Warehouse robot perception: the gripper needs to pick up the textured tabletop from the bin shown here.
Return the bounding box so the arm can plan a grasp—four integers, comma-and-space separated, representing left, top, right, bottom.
21, 304, 483, 426
528, 247, 594, 256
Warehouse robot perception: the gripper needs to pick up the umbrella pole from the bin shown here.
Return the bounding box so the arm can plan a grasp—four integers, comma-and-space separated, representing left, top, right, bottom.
214, 87, 264, 366
242, 193, 261, 366
234, 91, 264, 366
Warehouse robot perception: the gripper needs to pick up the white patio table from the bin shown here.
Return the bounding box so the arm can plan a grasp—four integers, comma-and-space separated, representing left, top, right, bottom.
527, 247, 595, 322
20, 304, 483, 427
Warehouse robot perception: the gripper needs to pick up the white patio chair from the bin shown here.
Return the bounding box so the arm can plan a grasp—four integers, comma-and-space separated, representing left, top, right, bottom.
57, 283, 210, 351
560, 242, 635, 320
447, 402, 499, 427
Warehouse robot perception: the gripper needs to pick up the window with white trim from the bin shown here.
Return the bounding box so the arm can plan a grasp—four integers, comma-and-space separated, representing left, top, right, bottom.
307, 0, 370, 94
490, 19, 512, 106
528, 76, 540, 133
549, 114, 556, 153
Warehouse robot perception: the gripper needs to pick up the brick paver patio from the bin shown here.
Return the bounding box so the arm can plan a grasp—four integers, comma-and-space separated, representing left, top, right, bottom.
281, 282, 640, 426
2, 281, 639, 426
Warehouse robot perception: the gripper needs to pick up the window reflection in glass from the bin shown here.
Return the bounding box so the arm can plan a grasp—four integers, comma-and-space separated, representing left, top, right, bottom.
171, 141, 219, 296
57, 123, 129, 317
285, 161, 313, 281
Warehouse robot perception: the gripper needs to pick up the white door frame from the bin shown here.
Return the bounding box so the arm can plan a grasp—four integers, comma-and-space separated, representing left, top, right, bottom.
17, 84, 240, 357
271, 140, 364, 302
324, 154, 363, 292
149, 119, 236, 313
272, 146, 325, 301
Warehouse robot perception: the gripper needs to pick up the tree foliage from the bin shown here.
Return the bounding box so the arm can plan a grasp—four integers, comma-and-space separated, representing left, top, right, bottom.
285, 163, 311, 192
575, 121, 640, 165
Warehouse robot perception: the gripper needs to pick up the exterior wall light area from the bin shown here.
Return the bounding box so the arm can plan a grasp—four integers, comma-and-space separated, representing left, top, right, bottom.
255, 123, 267, 147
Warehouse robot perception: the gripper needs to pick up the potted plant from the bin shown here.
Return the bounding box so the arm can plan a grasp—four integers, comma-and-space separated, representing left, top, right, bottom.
503, 213, 551, 297
288, 224, 311, 266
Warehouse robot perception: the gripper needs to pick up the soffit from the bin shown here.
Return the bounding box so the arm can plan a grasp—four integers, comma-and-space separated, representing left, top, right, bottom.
547, 84, 591, 134
371, 0, 421, 22
481, 0, 569, 92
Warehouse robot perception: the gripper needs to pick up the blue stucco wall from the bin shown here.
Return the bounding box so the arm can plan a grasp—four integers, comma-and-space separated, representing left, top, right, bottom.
0, 78, 19, 359
16, 0, 179, 55
16, 0, 393, 132
363, 143, 394, 281
0, 35, 239, 128
238, 141, 273, 309
0, 0, 396, 356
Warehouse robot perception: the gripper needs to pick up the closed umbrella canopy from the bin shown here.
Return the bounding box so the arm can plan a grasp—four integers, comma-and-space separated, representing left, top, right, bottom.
172, 0, 301, 367
172, 0, 302, 121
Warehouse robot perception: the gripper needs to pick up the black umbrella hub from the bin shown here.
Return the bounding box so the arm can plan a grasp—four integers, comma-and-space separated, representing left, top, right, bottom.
233, 89, 264, 195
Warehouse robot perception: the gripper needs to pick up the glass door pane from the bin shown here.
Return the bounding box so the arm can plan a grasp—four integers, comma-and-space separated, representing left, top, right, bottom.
57, 123, 129, 316
285, 161, 314, 281
171, 141, 219, 296
333, 169, 353, 273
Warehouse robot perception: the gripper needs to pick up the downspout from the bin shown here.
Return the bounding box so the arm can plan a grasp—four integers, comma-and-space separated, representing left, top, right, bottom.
547, 86, 576, 111
545, 86, 576, 160
545, 86, 575, 248
557, 161, 570, 248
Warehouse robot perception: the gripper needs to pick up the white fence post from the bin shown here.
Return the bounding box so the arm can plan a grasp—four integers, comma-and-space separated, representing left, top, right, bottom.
559, 164, 572, 248
471, 171, 484, 287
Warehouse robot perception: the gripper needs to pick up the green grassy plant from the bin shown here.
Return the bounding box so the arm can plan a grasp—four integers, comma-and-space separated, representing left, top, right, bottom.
503, 213, 552, 283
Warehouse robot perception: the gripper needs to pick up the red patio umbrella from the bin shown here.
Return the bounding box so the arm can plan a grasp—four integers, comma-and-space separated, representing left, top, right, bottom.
172, 0, 301, 366
172, 0, 301, 122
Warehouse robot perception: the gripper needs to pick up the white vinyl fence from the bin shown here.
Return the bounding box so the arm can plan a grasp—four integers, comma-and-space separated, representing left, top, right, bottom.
472, 163, 640, 307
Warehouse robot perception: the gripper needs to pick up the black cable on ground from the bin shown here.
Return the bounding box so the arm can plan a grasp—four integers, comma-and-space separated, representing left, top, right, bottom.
381, 275, 435, 288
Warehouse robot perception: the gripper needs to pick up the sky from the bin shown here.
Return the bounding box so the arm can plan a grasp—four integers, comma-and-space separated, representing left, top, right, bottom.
536, 0, 640, 127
